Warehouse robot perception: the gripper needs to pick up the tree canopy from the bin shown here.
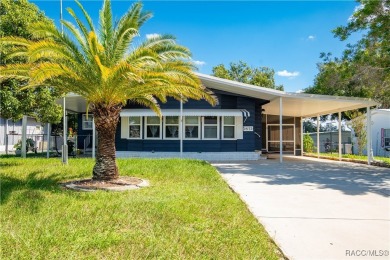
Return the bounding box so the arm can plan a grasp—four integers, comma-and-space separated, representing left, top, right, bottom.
0, 0, 216, 180
305, 0, 390, 108
0, 0, 63, 123
212, 61, 284, 91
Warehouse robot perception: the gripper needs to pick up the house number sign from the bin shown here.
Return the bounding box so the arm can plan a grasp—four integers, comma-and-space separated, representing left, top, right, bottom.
243, 126, 253, 131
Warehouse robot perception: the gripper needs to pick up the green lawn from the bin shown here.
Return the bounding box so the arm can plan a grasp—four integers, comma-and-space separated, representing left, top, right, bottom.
305, 152, 390, 165
0, 158, 282, 259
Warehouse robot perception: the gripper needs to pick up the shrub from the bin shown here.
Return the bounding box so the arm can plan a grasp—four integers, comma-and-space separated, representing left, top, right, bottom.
303, 134, 315, 153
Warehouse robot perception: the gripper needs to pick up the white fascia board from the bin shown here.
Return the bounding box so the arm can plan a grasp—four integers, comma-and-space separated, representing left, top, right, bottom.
285, 92, 379, 106
196, 72, 286, 100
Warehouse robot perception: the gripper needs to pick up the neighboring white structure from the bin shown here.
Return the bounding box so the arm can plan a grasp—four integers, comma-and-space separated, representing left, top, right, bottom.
351, 109, 390, 157
0, 117, 47, 152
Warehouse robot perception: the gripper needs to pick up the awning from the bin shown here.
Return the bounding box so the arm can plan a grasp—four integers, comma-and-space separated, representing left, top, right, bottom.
120, 109, 250, 117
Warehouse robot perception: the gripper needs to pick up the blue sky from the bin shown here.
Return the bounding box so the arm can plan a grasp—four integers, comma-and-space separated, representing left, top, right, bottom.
31, 0, 360, 93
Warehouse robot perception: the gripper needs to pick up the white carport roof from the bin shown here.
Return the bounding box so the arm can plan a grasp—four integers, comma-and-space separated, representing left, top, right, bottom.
196, 73, 379, 117
59, 73, 379, 117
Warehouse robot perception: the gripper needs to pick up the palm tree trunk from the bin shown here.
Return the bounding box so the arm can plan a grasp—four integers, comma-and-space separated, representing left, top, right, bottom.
92, 104, 122, 180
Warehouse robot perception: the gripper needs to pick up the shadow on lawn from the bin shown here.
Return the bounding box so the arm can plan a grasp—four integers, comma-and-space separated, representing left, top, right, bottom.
0, 171, 65, 206
215, 158, 390, 197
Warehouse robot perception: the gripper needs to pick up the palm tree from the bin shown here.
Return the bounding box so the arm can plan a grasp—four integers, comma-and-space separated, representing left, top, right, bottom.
0, 0, 216, 180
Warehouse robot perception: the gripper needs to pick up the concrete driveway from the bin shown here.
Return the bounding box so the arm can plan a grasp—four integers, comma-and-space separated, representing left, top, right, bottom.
213, 156, 390, 260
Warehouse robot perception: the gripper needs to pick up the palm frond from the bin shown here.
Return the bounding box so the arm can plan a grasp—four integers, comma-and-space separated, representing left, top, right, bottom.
0, 36, 32, 47
75, 0, 95, 33
99, 0, 114, 58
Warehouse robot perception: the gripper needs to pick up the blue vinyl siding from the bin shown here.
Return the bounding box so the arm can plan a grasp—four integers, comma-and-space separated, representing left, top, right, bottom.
77, 114, 93, 149
115, 90, 267, 152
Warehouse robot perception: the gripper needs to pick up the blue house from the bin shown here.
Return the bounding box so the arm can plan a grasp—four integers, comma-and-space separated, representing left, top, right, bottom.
60, 73, 377, 161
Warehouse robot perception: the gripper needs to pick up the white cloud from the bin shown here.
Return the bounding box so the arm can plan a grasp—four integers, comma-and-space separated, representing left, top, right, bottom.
146, 33, 160, 39
277, 70, 300, 77
193, 60, 206, 66
295, 89, 304, 93
308, 35, 315, 40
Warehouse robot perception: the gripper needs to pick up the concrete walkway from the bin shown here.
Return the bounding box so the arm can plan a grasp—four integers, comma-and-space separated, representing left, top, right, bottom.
213, 156, 390, 260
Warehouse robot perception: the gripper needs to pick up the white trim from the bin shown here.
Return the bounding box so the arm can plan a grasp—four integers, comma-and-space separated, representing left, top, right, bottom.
202, 116, 220, 140
164, 116, 180, 140
184, 116, 201, 140
128, 116, 142, 139
222, 116, 236, 140
120, 109, 247, 117
235, 116, 243, 139
144, 116, 162, 140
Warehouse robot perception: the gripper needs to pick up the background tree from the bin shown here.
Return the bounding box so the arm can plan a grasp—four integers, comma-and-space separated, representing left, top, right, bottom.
346, 111, 367, 155
305, 0, 390, 108
212, 61, 284, 90
0, 0, 62, 123
0, 0, 216, 180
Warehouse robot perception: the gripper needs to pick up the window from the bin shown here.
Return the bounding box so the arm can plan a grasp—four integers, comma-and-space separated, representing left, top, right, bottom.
145, 116, 161, 139
164, 116, 179, 139
202, 116, 219, 139
82, 114, 93, 130
129, 116, 142, 139
184, 116, 200, 139
384, 129, 390, 147
222, 116, 235, 139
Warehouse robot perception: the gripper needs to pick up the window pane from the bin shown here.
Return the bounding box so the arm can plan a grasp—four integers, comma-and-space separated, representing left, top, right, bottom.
147, 125, 160, 138
385, 129, 390, 138
224, 126, 235, 138
224, 116, 235, 125
185, 116, 198, 124
166, 126, 179, 138
185, 126, 198, 138
129, 117, 140, 125
204, 126, 217, 138
204, 116, 217, 124
147, 116, 160, 124
166, 116, 178, 124
83, 115, 92, 121
129, 125, 141, 138
84, 122, 92, 129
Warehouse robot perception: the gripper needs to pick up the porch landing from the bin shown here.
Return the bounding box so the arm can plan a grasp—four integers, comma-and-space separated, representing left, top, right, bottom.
116, 151, 262, 161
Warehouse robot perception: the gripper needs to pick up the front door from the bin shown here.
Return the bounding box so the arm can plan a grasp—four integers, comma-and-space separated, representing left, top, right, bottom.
267, 124, 295, 154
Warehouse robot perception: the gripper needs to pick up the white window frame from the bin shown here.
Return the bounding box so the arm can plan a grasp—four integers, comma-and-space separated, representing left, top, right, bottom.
184, 116, 200, 140
128, 116, 142, 139
384, 129, 390, 148
202, 116, 220, 140
144, 116, 162, 139
164, 116, 180, 139
82, 114, 93, 130
222, 116, 236, 140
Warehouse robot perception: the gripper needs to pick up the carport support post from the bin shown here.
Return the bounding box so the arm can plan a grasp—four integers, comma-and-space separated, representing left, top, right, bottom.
21, 115, 27, 158
301, 117, 304, 156
92, 117, 96, 159
180, 97, 183, 158
317, 115, 320, 158
62, 97, 68, 164
338, 111, 342, 161
366, 106, 372, 165
46, 123, 51, 158
279, 97, 283, 163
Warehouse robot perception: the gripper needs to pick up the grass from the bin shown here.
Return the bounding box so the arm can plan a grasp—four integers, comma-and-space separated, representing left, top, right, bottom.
0, 157, 282, 259
305, 152, 390, 164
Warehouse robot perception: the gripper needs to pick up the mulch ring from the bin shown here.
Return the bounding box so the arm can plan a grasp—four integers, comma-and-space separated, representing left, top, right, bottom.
61, 176, 149, 192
